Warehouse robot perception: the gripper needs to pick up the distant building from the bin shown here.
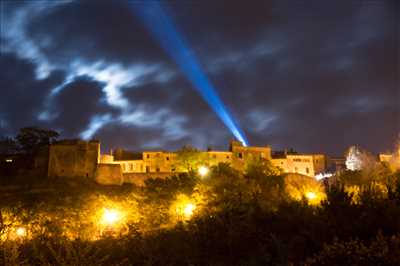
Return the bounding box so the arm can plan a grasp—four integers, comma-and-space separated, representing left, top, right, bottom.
271, 151, 326, 177
229, 140, 271, 171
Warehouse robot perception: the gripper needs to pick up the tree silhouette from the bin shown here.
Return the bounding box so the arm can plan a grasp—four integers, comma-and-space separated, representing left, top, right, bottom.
16, 127, 59, 154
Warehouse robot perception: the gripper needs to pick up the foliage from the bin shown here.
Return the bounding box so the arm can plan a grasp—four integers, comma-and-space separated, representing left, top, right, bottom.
175, 145, 207, 172
305, 233, 400, 265
15, 127, 59, 154
0, 137, 18, 154
285, 173, 326, 204
2, 164, 400, 264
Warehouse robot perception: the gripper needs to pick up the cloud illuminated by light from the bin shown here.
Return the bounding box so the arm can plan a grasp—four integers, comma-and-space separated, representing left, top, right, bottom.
248, 110, 277, 133
119, 107, 188, 140
80, 114, 112, 140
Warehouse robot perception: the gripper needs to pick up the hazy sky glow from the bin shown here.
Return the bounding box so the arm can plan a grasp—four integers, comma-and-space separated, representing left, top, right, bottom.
0, 0, 398, 155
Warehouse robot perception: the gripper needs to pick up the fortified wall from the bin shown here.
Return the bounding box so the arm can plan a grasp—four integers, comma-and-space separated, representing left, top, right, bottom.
48, 140, 100, 178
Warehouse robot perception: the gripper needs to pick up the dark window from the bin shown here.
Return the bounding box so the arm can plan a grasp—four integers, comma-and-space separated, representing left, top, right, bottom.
238, 152, 243, 159
166, 156, 169, 161
146, 154, 150, 159
213, 155, 217, 159
306, 167, 310, 174
146, 166, 150, 173
156, 167, 160, 172
226, 155, 230, 159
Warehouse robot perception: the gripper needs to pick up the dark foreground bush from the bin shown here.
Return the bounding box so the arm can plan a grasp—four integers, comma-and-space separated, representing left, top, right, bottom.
305, 234, 400, 266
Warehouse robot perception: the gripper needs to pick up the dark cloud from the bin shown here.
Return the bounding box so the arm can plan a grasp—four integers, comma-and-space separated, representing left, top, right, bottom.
0, 52, 64, 135
51, 77, 116, 137
26, 0, 170, 66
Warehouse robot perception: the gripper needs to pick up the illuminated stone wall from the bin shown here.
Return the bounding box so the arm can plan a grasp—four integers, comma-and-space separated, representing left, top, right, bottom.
142, 151, 177, 173
95, 163, 123, 185
48, 140, 100, 178
99, 154, 114, 164
94, 140, 327, 185
272, 154, 326, 177
206, 151, 232, 166
230, 140, 272, 171
271, 158, 288, 172
119, 160, 146, 173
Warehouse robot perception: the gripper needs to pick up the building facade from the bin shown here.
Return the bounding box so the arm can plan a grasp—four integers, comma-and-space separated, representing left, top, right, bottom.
48, 140, 100, 178
47, 140, 327, 185
271, 153, 326, 177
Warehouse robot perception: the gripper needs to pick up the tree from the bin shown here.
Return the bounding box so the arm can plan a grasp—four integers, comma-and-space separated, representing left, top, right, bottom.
0, 137, 17, 154
245, 158, 283, 178
176, 145, 207, 172
16, 127, 59, 154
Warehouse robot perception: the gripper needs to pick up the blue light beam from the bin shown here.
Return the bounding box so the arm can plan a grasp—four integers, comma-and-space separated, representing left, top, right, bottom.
131, 2, 248, 146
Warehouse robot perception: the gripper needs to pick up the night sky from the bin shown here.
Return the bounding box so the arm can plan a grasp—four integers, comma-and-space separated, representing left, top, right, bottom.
1, 0, 399, 156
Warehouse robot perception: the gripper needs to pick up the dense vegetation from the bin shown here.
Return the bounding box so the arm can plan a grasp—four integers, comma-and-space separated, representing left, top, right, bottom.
1, 158, 400, 265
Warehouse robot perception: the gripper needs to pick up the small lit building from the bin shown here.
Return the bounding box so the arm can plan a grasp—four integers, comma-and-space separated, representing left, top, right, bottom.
379, 153, 393, 163
230, 140, 272, 171
271, 152, 326, 178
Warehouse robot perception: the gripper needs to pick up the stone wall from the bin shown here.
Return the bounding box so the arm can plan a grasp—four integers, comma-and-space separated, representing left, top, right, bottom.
95, 164, 123, 185
230, 141, 272, 171
123, 172, 172, 186
48, 140, 99, 178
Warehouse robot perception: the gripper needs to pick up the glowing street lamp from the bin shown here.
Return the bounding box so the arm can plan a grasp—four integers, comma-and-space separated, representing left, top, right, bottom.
15, 226, 27, 238
102, 209, 120, 225
183, 203, 196, 218
306, 191, 317, 201
198, 166, 209, 177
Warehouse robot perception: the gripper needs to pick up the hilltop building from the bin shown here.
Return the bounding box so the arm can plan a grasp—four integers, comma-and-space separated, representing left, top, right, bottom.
271, 151, 326, 177
47, 140, 327, 186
